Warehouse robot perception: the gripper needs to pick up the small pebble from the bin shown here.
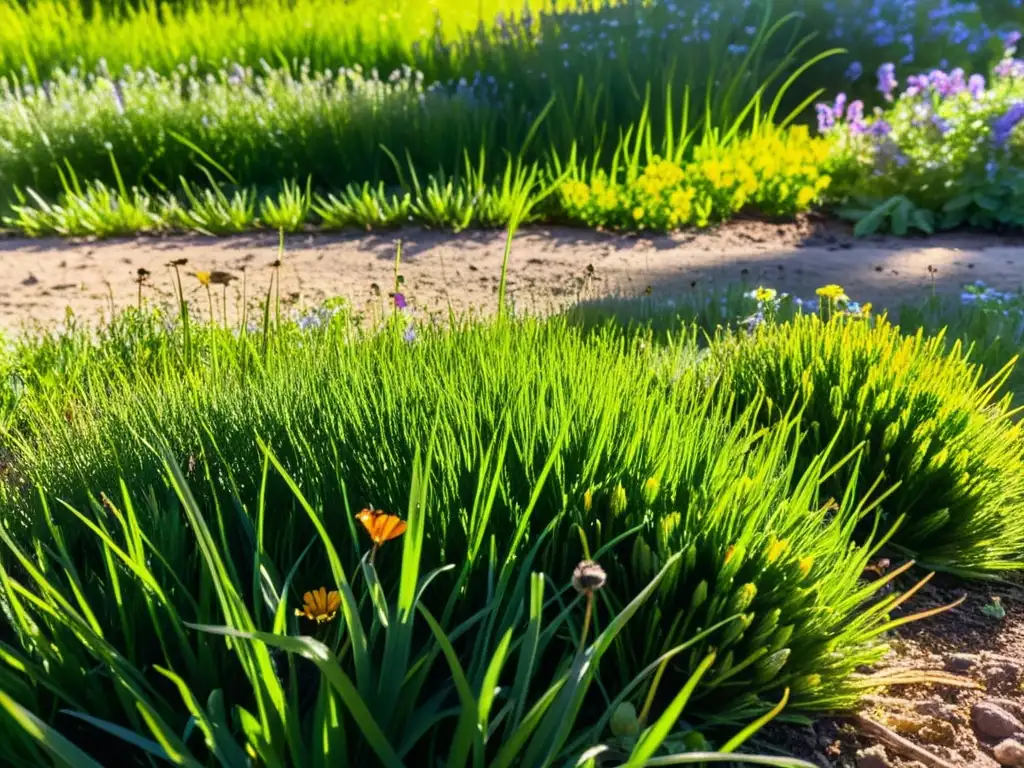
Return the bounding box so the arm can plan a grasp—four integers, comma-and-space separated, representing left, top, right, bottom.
994, 739, 1024, 767
856, 744, 891, 768
974, 701, 1024, 741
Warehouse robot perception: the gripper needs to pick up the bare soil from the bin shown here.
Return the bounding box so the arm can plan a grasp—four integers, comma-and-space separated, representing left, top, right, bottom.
3, 217, 1024, 332
761, 574, 1024, 768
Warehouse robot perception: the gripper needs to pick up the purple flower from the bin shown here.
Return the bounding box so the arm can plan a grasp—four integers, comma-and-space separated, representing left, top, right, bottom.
833, 92, 847, 120
868, 119, 892, 137
994, 58, 1024, 79
403, 323, 416, 344
846, 99, 865, 133
931, 114, 951, 135
905, 74, 928, 98
968, 74, 985, 99
992, 102, 1024, 146
877, 63, 898, 101
393, 292, 408, 310
845, 61, 863, 81
815, 102, 836, 133
1005, 30, 1022, 53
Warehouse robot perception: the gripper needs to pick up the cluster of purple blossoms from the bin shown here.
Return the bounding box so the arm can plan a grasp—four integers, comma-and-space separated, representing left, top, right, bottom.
815, 92, 867, 134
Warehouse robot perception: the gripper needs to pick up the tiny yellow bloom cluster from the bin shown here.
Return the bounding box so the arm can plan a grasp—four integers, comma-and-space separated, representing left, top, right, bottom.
557, 126, 835, 231
816, 284, 849, 302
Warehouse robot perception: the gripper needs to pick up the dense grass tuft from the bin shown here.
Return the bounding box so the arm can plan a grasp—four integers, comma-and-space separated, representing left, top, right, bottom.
715, 313, 1024, 575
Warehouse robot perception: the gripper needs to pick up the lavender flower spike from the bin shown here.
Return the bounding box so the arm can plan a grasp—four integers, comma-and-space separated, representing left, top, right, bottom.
877, 62, 898, 101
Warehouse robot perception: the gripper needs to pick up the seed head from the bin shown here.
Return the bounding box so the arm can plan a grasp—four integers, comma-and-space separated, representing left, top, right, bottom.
209, 270, 235, 286
572, 560, 606, 594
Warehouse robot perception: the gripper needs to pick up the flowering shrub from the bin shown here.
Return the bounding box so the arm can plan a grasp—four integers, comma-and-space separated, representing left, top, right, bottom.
819, 33, 1024, 233
557, 126, 834, 231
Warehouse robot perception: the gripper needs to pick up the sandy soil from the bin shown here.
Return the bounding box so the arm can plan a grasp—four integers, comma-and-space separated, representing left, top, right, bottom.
3, 217, 1024, 331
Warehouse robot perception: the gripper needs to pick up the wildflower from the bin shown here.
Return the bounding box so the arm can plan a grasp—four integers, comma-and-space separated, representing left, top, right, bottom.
752, 286, 777, 303
967, 74, 985, 100
393, 292, 408, 310
845, 60, 863, 81
355, 507, 407, 545
295, 587, 340, 623
876, 62, 898, 101
992, 103, 1024, 147
572, 560, 607, 594
816, 284, 849, 303
583, 487, 593, 513
832, 92, 847, 120
815, 102, 836, 133
798, 556, 814, 577
846, 100, 865, 132
194, 271, 212, 286
1004, 30, 1022, 55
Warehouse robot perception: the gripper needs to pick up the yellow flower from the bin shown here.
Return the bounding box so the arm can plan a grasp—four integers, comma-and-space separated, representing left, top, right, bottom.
860, 302, 873, 317
583, 488, 593, 513
796, 186, 816, 207
194, 271, 212, 287
798, 556, 814, 577
295, 587, 340, 623
632, 206, 645, 221
816, 284, 848, 303
754, 287, 777, 303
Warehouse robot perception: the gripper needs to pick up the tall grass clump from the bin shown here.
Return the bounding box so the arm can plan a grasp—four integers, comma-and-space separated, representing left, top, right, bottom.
3, 434, 824, 767
714, 312, 1024, 575
0, 310, 950, 763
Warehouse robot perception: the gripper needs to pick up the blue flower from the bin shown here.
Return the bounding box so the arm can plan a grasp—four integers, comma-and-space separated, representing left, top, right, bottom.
992, 103, 1024, 146
845, 61, 863, 81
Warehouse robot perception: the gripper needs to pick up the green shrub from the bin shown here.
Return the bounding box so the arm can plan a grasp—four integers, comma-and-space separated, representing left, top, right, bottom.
714, 313, 1024, 574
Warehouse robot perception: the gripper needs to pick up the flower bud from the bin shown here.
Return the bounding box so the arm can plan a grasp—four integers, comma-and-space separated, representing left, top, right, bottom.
609, 702, 640, 737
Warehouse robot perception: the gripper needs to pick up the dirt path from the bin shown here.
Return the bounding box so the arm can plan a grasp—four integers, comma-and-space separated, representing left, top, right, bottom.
3, 218, 1024, 331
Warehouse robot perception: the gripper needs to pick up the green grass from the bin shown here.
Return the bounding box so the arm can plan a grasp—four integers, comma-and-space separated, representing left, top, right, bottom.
0, 259, 1021, 764
0, 298, 964, 764
0, 0, 839, 208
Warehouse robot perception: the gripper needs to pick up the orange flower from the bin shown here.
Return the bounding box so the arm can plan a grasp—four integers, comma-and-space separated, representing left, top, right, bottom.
355, 507, 407, 545
295, 587, 340, 623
